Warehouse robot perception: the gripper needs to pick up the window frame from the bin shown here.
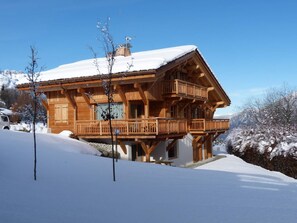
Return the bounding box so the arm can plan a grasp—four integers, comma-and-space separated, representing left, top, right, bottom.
54, 104, 68, 124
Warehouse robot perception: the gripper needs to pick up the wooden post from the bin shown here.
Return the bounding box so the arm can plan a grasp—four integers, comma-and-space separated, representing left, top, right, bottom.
198, 142, 203, 161
117, 140, 127, 154
192, 140, 198, 162
99, 121, 102, 135
144, 102, 149, 118
139, 141, 160, 162
192, 136, 203, 162
206, 135, 213, 159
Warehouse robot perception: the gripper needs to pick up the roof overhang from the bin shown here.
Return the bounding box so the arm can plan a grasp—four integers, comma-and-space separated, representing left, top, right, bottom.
17, 70, 157, 92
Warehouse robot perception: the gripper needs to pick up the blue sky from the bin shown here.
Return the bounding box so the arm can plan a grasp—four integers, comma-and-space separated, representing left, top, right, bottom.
1, 0, 297, 115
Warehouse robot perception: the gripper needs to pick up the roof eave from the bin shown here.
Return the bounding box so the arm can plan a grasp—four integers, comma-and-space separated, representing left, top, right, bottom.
17, 69, 157, 91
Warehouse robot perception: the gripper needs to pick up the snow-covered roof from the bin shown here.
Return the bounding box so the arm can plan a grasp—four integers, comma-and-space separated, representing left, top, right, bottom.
17, 45, 197, 85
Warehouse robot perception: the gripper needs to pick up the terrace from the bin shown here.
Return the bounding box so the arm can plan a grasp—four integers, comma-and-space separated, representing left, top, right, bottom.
75, 118, 230, 138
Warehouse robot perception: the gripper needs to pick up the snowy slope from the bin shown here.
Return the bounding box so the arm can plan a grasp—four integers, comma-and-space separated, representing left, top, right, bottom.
0, 130, 296, 223
0, 70, 23, 88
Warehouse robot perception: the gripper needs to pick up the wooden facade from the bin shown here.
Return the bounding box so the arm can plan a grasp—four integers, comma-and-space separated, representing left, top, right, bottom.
18, 46, 231, 164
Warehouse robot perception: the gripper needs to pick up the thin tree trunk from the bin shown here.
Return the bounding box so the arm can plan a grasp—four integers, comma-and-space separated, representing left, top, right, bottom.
107, 78, 115, 182
33, 93, 37, 181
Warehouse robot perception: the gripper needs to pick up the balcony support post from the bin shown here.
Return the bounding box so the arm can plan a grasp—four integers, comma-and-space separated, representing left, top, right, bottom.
117, 140, 127, 154
192, 136, 203, 162
139, 140, 160, 162
204, 134, 212, 159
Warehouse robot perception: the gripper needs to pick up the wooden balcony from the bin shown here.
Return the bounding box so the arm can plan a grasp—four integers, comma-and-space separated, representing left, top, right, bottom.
75, 118, 188, 139
189, 119, 230, 134
163, 79, 208, 101
76, 118, 229, 138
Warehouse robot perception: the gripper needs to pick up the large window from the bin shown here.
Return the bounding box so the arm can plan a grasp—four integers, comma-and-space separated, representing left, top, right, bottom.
96, 103, 123, 120
54, 104, 68, 123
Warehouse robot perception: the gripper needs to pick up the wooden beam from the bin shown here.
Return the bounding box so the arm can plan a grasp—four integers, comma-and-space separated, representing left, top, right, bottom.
77, 88, 90, 105
134, 83, 147, 105
139, 141, 160, 162
203, 134, 211, 144
193, 134, 209, 144
192, 136, 203, 162
207, 87, 215, 92
18, 73, 157, 92
114, 85, 127, 105
198, 73, 205, 78
181, 102, 191, 111
204, 102, 214, 112
139, 141, 149, 162
117, 140, 127, 154
41, 98, 49, 110
204, 135, 213, 159
193, 136, 203, 143
213, 101, 224, 106
148, 142, 159, 154
213, 133, 222, 142
187, 64, 199, 71
166, 139, 178, 151
212, 101, 225, 110
61, 89, 76, 109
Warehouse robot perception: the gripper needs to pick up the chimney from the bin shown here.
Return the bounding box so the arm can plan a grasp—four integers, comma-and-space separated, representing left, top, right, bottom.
115, 43, 132, 57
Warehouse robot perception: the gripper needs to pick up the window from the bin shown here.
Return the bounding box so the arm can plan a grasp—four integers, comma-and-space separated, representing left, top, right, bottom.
170, 105, 177, 118
130, 103, 143, 118
191, 106, 205, 119
184, 107, 189, 119
168, 143, 178, 159
96, 103, 123, 120
55, 104, 68, 123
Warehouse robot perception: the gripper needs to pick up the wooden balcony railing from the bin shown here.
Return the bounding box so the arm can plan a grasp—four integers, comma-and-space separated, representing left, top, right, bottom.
75, 118, 188, 137
163, 79, 208, 100
189, 119, 230, 132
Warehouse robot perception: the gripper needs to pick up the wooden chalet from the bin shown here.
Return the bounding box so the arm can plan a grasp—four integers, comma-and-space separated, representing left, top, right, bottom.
17, 45, 231, 166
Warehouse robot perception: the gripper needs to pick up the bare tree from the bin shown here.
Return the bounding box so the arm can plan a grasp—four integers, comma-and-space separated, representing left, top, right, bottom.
24, 46, 43, 181
90, 19, 133, 181
239, 84, 297, 129
91, 19, 118, 182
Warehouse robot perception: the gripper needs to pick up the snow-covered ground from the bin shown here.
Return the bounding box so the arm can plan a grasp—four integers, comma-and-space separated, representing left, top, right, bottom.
10, 122, 49, 133
1, 130, 296, 223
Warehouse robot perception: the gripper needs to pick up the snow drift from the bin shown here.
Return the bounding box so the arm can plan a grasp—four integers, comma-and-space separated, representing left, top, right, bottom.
1, 130, 296, 223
